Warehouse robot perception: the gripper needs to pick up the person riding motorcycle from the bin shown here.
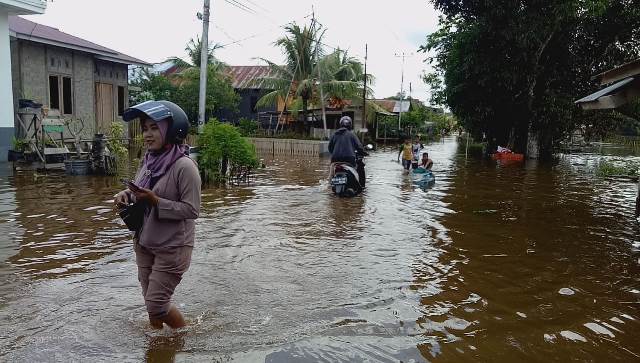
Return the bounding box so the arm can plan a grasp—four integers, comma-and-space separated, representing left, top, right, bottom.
328, 116, 366, 166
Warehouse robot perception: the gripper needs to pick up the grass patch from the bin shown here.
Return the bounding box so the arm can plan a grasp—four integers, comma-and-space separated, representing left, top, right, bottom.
595, 160, 639, 177
461, 139, 487, 157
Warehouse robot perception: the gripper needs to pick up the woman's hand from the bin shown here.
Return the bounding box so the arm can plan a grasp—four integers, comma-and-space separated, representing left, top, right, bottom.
114, 191, 130, 209
133, 187, 160, 206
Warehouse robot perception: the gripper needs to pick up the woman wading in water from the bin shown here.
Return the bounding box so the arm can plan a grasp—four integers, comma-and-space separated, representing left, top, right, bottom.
115, 100, 201, 329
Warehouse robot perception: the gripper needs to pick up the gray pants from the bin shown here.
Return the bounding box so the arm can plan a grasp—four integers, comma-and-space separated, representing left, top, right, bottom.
134, 242, 193, 319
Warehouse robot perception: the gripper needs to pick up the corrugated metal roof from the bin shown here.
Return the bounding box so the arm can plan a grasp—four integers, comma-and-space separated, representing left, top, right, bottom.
595, 58, 640, 85
393, 100, 411, 113
372, 99, 397, 113
574, 77, 634, 104
372, 99, 410, 113
9, 16, 149, 66
226, 66, 277, 89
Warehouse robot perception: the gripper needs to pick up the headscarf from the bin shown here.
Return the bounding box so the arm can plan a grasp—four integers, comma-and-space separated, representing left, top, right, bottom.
135, 119, 189, 189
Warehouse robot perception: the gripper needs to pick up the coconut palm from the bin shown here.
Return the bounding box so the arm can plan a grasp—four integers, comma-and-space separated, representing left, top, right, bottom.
319, 48, 374, 108
167, 36, 222, 70
256, 23, 367, 129
255, 23, 318, 120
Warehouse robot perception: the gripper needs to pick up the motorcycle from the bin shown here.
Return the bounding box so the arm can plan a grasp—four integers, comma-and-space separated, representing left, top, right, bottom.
330, 145, 372, 197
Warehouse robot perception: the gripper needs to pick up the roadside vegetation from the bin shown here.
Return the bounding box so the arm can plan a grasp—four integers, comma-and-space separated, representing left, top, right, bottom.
198, 119, 259, 184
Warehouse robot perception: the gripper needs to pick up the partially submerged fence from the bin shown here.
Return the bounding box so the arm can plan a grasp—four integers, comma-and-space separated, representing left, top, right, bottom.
127, 132, 327, 157
248, 138, 329, 157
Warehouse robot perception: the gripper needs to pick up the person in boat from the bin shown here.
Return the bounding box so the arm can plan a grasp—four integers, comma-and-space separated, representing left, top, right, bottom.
419, 152, 433, 170
398, 137, 413, 171
328, 116, 365, 167
497, 145, 512, 153
115, 100, 201, 330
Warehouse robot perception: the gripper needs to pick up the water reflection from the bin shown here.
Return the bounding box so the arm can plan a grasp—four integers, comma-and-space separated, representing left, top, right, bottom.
4, 173, 130, 279
0, 138, 639, 362
420, 143, 640, 361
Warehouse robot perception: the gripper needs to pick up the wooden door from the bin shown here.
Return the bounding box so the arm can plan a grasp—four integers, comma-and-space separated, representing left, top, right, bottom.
95, 82, 114, 133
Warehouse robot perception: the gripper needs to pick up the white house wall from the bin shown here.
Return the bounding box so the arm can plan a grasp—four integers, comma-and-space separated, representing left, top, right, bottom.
10, 38, 20, 115
0, 10, 14, 160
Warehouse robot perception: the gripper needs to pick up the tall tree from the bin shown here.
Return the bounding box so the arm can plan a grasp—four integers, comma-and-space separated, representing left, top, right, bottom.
256, 23, 369, 128
422, 0, 640, 157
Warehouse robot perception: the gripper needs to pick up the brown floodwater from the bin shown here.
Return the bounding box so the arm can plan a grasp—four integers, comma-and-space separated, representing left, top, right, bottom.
1, 137, 639, 362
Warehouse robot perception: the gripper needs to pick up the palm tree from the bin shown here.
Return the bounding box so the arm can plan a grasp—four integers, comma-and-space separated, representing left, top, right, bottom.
256, 23, 367, 131
167, 36, 222, 69
255, 23, 318, 122
319, 48, 374, 108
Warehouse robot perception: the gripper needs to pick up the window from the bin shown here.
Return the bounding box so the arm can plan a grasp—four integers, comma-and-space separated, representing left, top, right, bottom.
49, 75, 59, 110
117, 86, 125, 116
49, 75, 73, 115
62, 77, 72, 114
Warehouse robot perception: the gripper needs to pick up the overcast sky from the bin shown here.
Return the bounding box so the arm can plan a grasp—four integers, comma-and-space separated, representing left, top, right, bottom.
25, 0, 440, 102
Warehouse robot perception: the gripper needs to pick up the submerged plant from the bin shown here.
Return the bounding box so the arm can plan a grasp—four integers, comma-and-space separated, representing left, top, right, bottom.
595, 160, 639, 178
198, 119, 258, 183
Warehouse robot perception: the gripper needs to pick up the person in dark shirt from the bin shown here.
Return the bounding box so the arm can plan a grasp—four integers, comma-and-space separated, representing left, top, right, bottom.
328, 116, 365, 166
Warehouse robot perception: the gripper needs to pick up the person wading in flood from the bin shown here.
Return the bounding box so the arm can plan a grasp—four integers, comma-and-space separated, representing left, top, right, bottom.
419, 152, 433, 170
398, 137, 413, 171
115, 100, 201, 329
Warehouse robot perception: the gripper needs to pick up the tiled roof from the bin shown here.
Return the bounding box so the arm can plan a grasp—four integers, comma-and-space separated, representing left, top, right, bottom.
226, 65, 277, 89
9, 16, 148, 66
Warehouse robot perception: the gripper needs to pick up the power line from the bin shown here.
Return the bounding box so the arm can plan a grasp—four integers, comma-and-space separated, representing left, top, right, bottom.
243, 0, 271, 14
223, 0, 257, 14
213, 24, 242, 47
216, 13, 313, 49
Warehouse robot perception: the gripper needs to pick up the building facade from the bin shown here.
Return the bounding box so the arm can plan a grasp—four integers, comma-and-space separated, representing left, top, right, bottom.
8, 16, 148, 151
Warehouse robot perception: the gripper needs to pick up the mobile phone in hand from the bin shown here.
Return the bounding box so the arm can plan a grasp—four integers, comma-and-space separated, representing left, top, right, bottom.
120, 178, 142, 192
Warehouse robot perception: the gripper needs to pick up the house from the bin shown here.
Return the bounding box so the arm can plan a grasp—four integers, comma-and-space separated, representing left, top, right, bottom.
575, 59, 640, 213
8, 16, 148, 151
575, 58, 640, 110
136, 62, 280, 125
371, 99, 411, 114
0, 0, 46, 161
220, 65, 279, 124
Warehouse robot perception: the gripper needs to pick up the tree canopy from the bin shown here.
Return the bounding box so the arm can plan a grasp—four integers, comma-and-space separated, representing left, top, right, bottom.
256, 22, 372, 125
422, 0, 640, 157
131, 38, 238, 125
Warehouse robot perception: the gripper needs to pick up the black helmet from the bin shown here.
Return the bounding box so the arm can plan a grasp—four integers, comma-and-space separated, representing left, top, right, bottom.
122, 100, 189, 143
339, 116, 352, 130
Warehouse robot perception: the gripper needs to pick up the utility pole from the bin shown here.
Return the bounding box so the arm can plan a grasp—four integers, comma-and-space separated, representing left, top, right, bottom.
311, 8, 328, 139
197, 0, 211, 134
395, 52, 413, 133
362, 43, 368, 130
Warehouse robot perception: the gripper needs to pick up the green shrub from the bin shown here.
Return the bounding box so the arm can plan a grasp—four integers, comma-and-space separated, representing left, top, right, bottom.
238, 118, 259, 137
199, 119, 258, 183
11, 137, 29, 152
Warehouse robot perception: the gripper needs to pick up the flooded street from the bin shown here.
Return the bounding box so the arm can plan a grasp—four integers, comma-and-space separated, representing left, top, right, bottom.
1, 136, 639, 362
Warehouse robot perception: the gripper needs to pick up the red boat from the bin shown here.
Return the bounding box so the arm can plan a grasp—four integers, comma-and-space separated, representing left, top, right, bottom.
491, 152, 524, 161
